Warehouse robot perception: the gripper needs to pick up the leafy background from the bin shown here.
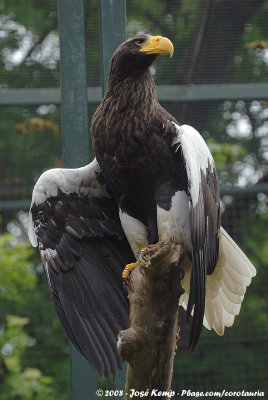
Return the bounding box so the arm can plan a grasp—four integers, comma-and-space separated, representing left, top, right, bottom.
0, 0, 267, 398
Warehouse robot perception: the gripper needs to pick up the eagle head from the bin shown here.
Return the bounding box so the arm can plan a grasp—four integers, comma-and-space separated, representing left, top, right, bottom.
109, 34, 174, 80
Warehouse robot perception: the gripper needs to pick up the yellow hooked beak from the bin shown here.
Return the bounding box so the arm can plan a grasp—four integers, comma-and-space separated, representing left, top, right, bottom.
139, 36, 174, 58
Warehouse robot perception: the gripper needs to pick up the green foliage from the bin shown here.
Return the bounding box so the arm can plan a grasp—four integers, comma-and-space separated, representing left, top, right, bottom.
226, 0, 268, 84
0, 107, 61, 195
0, 229, 70, 399
0, 233, 36, 303
0, 315, 56, 400
207, 138, 246, 184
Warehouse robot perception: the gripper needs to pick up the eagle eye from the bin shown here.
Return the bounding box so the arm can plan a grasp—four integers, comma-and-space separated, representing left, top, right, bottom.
135, 39, 144, 46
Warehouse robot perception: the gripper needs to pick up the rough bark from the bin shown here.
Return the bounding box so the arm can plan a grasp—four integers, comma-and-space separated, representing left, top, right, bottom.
118, 240, 184, 400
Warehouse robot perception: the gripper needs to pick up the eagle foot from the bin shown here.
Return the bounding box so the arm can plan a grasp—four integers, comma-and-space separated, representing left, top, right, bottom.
138, 248, 150, 276
122, 247, 150, 284
122, 260, 140, 284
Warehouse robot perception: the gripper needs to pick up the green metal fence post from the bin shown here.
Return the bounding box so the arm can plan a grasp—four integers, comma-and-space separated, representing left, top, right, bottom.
99, 0, 127, 94
58, 0, 90, 168
98, 1, 127, 396
58, 0, 97, 399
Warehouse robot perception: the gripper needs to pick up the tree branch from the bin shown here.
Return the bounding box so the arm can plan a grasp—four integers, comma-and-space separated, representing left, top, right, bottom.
118, 240, 184, 400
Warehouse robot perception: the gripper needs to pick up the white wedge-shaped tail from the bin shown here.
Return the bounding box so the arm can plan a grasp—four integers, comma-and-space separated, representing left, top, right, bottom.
180, 227, 257, 335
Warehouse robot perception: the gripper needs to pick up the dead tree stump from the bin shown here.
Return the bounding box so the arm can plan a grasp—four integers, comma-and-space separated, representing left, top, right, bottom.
118, 240, 184, 400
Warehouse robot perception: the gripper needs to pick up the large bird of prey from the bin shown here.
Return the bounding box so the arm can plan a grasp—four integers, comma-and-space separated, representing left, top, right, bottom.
28, 35, 256, 378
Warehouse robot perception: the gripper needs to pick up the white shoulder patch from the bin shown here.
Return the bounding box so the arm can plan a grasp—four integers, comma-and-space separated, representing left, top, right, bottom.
171, 122, 215, 206
28, 158, 107, 247
30, 158, 105, 207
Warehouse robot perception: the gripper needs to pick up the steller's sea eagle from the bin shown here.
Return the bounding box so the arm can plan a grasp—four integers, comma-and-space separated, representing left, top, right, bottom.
28, 35, 256, 378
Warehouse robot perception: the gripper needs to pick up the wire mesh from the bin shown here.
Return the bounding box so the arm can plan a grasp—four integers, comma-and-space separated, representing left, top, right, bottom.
0, 0, 267, 398
175, 190, 268, 393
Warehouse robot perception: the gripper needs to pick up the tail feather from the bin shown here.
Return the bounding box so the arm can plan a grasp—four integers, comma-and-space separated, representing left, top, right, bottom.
221, 280, 244, 304
223, 262, 253, 286
220, 270, 246, 296
180, 227, 256, 338
220, 227, 256, 276
218, 288, 242, 315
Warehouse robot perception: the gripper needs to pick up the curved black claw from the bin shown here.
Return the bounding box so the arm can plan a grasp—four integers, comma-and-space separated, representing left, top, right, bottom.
122, 278, 130, 287
140, 250, 146, 263
139, 261, 144, 275
138, 249, 147, 275
170, 236, 175, 244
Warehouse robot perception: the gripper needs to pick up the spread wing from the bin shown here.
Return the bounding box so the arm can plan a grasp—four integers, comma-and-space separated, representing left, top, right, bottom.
28, 158, 134, 378
163, 120, 220, 350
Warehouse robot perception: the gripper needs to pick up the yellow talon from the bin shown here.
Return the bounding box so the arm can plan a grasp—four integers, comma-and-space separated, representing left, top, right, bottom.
122, 260, 140, 280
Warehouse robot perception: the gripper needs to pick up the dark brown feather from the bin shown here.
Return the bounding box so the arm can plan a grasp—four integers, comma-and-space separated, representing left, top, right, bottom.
91, 35, 220, 352
31, 190, 135, 378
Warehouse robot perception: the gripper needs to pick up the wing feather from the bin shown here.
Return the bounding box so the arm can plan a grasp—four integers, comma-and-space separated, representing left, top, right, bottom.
29, 159, 134, 377
170, 123, 220, 349
163, 120, 254, 346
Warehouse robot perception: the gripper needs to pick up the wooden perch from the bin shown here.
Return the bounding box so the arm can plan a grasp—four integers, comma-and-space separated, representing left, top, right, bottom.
118, 240, 184, 400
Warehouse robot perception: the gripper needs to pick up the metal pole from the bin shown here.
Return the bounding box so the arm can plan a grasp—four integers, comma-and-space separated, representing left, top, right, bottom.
58, 0, 127, 397
99, 0, 127, 95
58, 0, 90, 169
58, 0, 97, 399
98, 1, 127, 397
